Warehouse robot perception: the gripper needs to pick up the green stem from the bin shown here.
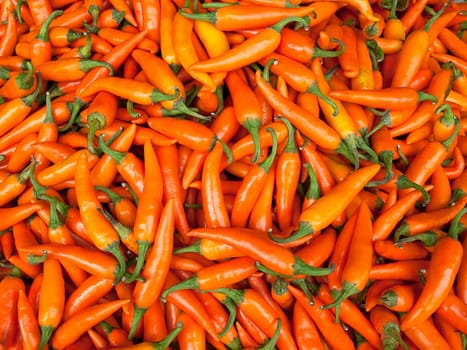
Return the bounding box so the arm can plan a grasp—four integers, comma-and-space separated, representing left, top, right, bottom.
320, 281, 360, 323
77, 34, 92, 59
417, 91, 437, 103
173, 101, 212, 122
126, 100, 140, 118
79, 59, 114, 75
128, 305, 147, 340
243, 119, 262, 164
160, 275, 199, 303
214, 84, 224, 116
219, 297, 237, 338
307, 81, 339, 116
36, 10, 63, 42
395, 231, 438, 247
125, 240, 150, 283
21, 72, 42, 107
396, 175, 430, 206
94, 185, 123, 208
379, 290, 398, 308
292, 278, 314, 305
27, 251, 48, 264
172, 240, 201, 255
383, 322, 410, 350
303, 163, 320, 201
151, 322, 184, 349
58, 97, 88, 132
39, 325, 55, 350
276, 116, 297, 153
15, 60, 35, 91
440, 114, 460, 151
312, 38, 346, 58
259, 319, 282, 349
259, 127, 278, 171
105, 241, 127, 283
447, 207, 467, 239
366, 151, 394, 187
97, 134, 127, 165
423, 3, 447, 32
201, 1, 239, 8
262, 58, 276, 83
269, 221, 314, 243
449, 188, 466, 206
271, 16, 310, 33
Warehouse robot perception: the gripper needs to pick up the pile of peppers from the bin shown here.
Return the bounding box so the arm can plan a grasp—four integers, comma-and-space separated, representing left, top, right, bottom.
0, 0, 466, 348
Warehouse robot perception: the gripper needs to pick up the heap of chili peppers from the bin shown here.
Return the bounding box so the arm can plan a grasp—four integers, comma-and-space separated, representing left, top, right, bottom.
0, 0, 467, 347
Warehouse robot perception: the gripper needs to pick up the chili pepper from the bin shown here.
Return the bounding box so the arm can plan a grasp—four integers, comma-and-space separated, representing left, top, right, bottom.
403, 317, 451, 350
374, 240, 429, 260
159, 0, 179, 70
0, 12, 18, 57
329, 87, 437, 110
321, 202, 374, 322
30, 10, 63, 67
443, 146, 466, 180
201, 142, 232, 228
36, 149, 99, 187
378, 283, 419, 312
231, 127, 278, 227
369, 305, 410, 350
131, 49, 210, 120
35, 58, 114, 85
271, 163, 380, 243
289, 284, 356, 350
63, 275, 113, 320
95, 186, 136, 228
0, 203, 43, 231
394, 196, 467, 239
248, 164, 276, 233
124, 140, 163, 282
188, 227, 333, 277
0, 163, 30, 206
98, 207, 138, 255
188, 16, 310, 73
163, 271, 221, 342
174, 238, 244, 261
180, 3, 320, 31
17, 288, 41, 350
51, 299, 130, 349
21, 243, 118, 281
128, 199, 175, 339
193, 289, 241, 348
97, 132, 144, 198
365, 279, 402, 312
435, 292, 467, 335
172, 11, 216, 91
391, 4, 447, 88
292, 295, 326, 350
0, 60, 38, 100
211, 287, 296, 350
0, 268, 25, 348
37, 258, 65, 350
433, 313, 465, 350
142, 300, 167, 342
155, 144, 191, 243
399, 237, 462, 330
0, 71, 42, 139
318, 283, 382, 349
79, 76, 179, 105
370, 259, 430, 281
254, 69, 344, 154
147, 118, 223, 153
425, 166, 451, 211
162, 256, 257, 301
277, 27, 346, 65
